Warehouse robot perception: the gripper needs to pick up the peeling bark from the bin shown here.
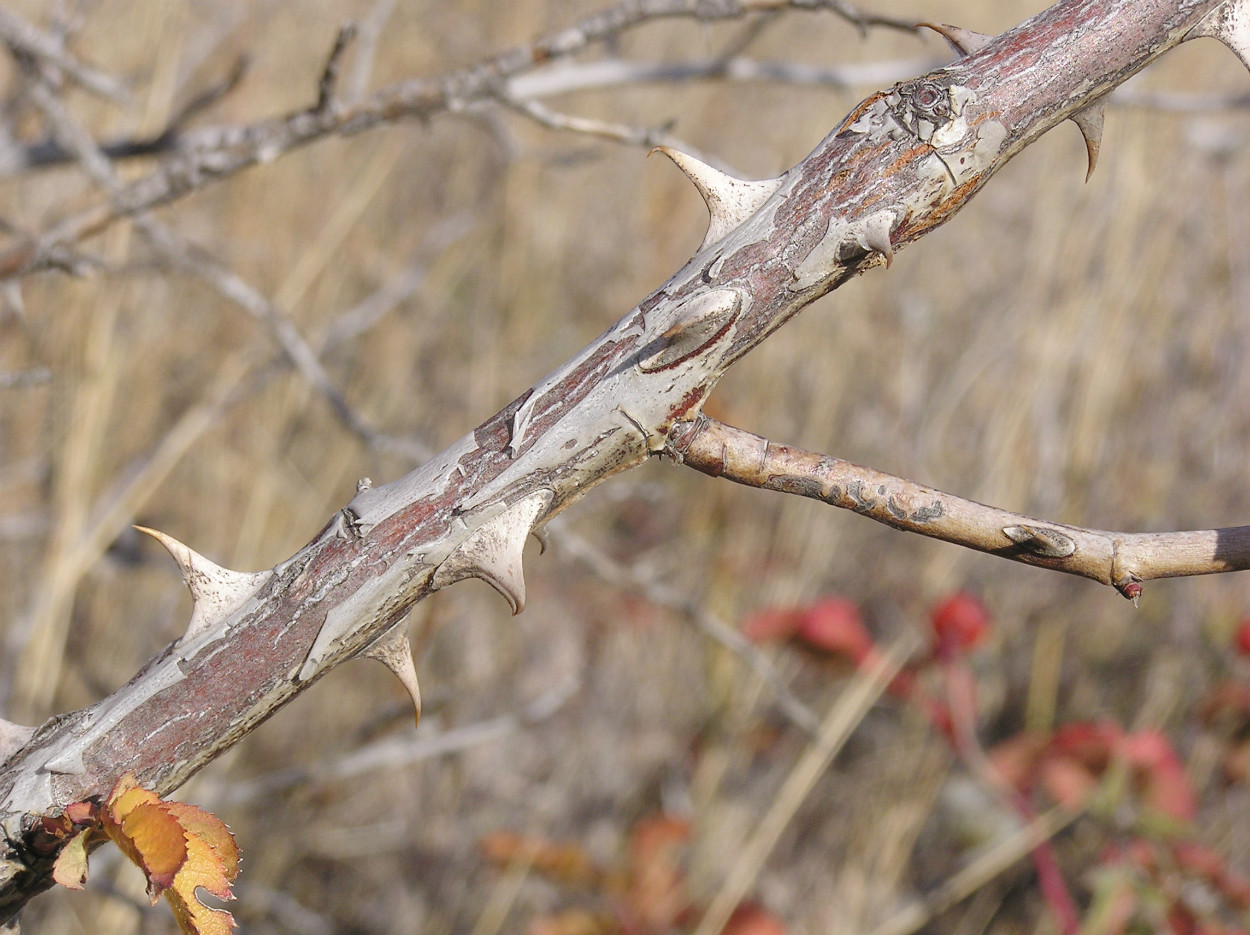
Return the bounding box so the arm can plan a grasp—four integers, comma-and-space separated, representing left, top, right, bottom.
1, 0, 1242, 921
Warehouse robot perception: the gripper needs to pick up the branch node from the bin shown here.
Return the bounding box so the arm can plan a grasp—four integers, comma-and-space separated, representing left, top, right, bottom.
1114, 575, 1143, 605
316, 23, 358, 113
1002, 524, 1076, 559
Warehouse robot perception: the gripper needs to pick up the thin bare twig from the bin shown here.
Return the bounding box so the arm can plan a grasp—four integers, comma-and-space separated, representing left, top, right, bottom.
0, 0, 917, 280
497, 91, 685, 149
0, 6, 128, 102
552, 522, 825, 737
315, 23, 358, 113
208, 677, 579, 807
667, 417, 1250, 600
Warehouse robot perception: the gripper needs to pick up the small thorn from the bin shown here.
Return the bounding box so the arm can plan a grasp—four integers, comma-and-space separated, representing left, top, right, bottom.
0, 718, 35, 762
362, 625, 422, 726
1069, 102, 1105, 181
651, 146, 783, 250
431, 492, 550, 614
1187, 0, 1250, 74
135, 526, 273, 641
1002, 524, 1076, 558
856, 212, 895, 267
917, 22, 995, 57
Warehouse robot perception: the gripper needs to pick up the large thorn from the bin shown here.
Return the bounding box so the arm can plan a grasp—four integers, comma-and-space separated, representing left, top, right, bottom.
0, 718, 34, 762
917, 22, 995, 57
136, 526, 273, 641
431, 491, 550, 614
1187, 0, 1250, 72
651, 146, 783, 250
1070, 102, 1105, 182
362, 624, 422, 726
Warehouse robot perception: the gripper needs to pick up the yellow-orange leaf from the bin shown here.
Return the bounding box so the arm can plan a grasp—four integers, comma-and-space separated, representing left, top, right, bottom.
164, 828, 239, 935
53, 773, 240, 935
166, 801, 241, 888
116, 801, 188, 899
51, 830, 94, 890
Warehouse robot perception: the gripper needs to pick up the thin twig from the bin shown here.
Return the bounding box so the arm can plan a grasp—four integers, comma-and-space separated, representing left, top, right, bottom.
0, 6, 128, 102
668, 417, 1250, 600
693, 636, 915, 935
208, 677, 579, 806
0, 0, 916, 280
497, 92, 685, 149
315, 24, 358, 113
552, 521, 825, 737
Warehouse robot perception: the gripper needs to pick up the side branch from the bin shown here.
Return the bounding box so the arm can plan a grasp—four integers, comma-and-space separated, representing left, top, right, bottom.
667, 417, 1250, 599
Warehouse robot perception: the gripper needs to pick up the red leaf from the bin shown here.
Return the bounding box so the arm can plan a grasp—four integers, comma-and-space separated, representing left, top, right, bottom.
1234, 615, 1250, 659
793, 599, 872, 661
722, 902, 789, 935
1119, 730, 1197, 821
1048, 721, 1121, 772
929, 592, 991, 653
741, 607, 802, 643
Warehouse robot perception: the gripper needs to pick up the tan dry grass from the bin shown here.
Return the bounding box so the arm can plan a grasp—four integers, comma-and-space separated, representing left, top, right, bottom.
1, 1, 1247, 932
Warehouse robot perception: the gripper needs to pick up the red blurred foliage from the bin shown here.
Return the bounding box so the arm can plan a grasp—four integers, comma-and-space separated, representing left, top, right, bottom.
742, 598, 872, 663
721, 903, 790, 935
1235, 616, 1250, 659
482, 814, 790, 935
929, 591, 991, 654
990, 722, 1196, 822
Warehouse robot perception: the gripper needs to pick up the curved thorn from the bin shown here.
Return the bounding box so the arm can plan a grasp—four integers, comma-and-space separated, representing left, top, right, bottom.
651, 146, 783, 249
917, 22, 995, 57
856, 212, 895, 267
135, 525, 273, 641
431, 491, 550, 614
362, 625, 422, 726
1070, 102, 1105, 182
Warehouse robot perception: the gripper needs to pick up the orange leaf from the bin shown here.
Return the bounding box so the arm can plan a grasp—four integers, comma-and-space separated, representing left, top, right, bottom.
166, 801, 241, 888
57, 773, 240, 935
164, 830, 238, 935
481, 831, 600, 888
118, 802, 189, 899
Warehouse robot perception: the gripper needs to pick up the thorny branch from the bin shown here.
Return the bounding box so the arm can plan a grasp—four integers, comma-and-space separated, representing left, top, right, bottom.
0, 0, 915, 280
668, 417, 1250, 600
2, 0, 1248, 924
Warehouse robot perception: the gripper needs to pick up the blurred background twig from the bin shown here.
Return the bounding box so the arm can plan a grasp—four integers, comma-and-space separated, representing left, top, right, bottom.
0, 0, 1246, 932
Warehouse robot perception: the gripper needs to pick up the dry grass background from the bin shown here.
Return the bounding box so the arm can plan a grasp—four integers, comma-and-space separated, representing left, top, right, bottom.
0, 0, 1248, 932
